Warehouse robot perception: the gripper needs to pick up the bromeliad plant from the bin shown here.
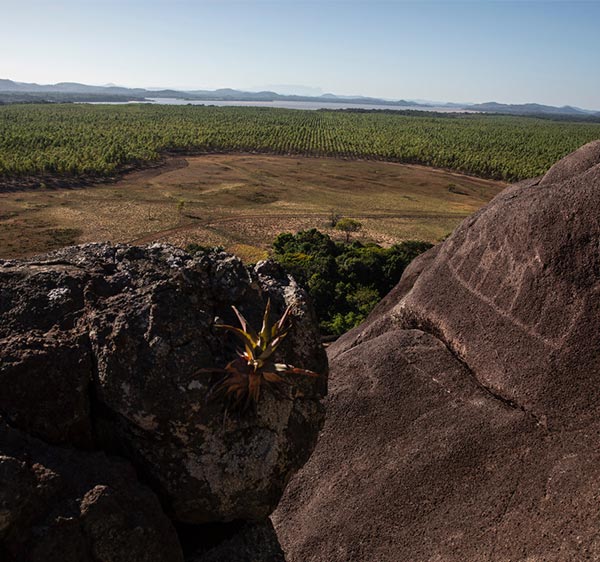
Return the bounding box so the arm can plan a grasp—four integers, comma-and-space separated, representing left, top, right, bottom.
207, 299, 319, 412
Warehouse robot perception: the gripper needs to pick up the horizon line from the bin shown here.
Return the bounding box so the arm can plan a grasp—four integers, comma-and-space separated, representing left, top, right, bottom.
2, 76, 599, 113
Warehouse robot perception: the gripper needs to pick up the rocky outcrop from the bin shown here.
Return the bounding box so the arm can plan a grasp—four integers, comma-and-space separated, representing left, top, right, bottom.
274, 140, 600, 561
0, 420, 182, 562
0, 244, 327, 560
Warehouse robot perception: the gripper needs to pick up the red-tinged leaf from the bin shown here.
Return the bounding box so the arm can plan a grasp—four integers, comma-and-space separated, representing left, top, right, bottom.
274, 363, 320, 377
273, 305, 293, 335
271, 331, 289, 349
232, 306, 259, 340
263, 371, 287, 384
259, 298, 272, 343
231, 306, 247, 332
288, 367, 320, 377
249, 372, 261, 403
258, 342, 276, 361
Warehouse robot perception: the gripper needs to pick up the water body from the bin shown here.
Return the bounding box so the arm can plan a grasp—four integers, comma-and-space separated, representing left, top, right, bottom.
91, 97, 475, 113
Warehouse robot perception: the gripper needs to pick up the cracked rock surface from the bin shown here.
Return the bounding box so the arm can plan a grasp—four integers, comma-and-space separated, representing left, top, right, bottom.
273, 141, 600, 562
0, 244, 327, 560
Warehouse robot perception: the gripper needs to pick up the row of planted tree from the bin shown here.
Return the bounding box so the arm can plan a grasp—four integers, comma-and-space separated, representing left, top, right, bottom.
1, 104, 599, 181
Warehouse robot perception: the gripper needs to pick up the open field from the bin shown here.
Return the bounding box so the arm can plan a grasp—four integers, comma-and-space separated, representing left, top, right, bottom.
0, 154, 505, 261
1, 104, 599, 183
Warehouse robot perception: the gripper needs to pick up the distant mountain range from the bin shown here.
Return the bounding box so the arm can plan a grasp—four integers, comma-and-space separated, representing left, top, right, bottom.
0, 79, 421, 106
1, 79, 598, 117
467, 101, 596, 116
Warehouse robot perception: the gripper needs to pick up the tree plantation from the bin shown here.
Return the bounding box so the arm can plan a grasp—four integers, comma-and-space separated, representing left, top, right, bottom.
1, 104, 599, 182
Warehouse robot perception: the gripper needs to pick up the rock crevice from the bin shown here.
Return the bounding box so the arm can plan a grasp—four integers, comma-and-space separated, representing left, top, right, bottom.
398, 313, 546, 428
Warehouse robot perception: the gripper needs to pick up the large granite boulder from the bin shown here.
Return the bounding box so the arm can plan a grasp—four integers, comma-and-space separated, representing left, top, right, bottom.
274, 141, 600, 561
0, 244, 327, 559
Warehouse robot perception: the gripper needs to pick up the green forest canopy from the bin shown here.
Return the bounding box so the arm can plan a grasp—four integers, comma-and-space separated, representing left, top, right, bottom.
271, 229, 432, 336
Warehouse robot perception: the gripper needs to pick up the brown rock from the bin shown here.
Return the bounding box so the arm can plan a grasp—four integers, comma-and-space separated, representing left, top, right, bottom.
397, 141, 600, 430
540, 139, 600, 185
274, 141, 600, 561
0, 419, 183, 562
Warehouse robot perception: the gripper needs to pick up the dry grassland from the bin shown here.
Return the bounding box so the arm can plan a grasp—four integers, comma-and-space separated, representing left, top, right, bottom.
0, 155, 506, 261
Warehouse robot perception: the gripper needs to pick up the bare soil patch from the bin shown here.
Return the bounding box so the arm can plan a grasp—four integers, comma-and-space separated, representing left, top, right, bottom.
0, 155, 506, 261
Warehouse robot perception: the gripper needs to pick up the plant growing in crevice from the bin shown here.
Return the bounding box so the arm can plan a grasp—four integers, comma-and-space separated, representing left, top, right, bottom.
205, 299, 319, 412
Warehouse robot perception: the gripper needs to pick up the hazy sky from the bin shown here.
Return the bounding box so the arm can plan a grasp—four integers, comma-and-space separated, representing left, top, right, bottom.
2, 0, 599, 109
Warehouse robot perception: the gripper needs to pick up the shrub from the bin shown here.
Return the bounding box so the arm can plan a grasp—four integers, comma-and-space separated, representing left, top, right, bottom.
335, 218, 362, 242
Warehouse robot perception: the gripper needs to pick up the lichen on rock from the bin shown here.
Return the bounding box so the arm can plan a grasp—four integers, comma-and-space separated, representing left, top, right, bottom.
0, 243, 328, 559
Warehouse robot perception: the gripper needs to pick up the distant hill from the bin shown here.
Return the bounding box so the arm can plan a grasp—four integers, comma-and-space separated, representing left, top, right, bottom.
0, 79, 181, 99
469, 101, 593, 116
0, 78, 597, 116
0, 79, 421, 106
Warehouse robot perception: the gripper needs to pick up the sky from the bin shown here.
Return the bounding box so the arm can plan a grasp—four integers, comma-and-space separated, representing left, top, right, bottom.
1, 0, 599, 109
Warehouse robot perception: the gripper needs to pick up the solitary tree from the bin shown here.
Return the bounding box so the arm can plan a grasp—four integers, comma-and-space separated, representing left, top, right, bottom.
335, 218, 362, 243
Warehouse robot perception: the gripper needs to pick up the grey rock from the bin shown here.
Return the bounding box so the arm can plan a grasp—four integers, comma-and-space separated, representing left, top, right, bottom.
85, 248, 327, 523
0, 242, 327, 559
